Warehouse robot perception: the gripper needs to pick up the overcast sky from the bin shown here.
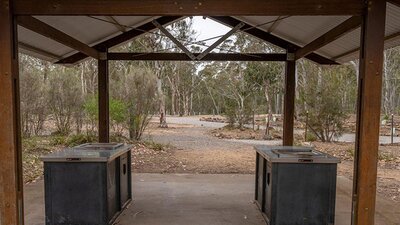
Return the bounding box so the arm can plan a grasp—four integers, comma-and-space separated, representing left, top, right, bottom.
191, 16, 231, 48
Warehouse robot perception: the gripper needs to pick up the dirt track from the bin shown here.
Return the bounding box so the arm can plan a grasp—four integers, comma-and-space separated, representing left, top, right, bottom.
135, 116, 400, 202
135, 118, 280, 174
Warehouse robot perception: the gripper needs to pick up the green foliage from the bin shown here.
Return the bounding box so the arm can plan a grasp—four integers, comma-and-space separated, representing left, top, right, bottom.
65, 134, 97, 147
47, 67, 84, 135
110, 65, 157, 140
223, 96, 253, 129
346, 148, 355, 158
19, 55, 49, 137
245, 62, 282, 89
83, 95, 128, 136
378, 152, 396, 162
110, 99, 127, 124
20, 20, 395, 145
383, 114, 390, 121
224, 99, 239, 126
305, 132, 318, 142
50, 135, 67, 146
84, 95, 98, 121
110, 98, 127, 136
297, 61, 355, 142
22, 136, 40, 150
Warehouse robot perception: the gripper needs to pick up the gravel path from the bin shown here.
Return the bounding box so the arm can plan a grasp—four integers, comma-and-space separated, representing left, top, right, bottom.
139, 116, 400, 202
138, 116, 280, 174
144, 116, 280, 151
157, 116, 400, 144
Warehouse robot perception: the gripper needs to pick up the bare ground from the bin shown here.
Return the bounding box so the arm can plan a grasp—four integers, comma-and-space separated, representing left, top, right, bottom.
134, 117, 400, 203
313, 142, 400, 202
133, 122, 256, 174
22, 116, 400, 204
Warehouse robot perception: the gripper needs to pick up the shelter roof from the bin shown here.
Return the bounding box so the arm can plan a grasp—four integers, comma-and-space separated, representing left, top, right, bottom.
17, 2, 400, 64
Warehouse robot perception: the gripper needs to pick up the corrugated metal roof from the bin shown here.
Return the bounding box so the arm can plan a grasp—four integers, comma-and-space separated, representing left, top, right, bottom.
236, 3, 400, 63
18, 16, 159, 62
17, 3, 400, 64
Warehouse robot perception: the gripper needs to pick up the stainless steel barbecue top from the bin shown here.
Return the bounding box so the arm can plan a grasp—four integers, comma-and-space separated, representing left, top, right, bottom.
74, 143, 124, 150
41, 143, 132, 162
255, 146, 340, 163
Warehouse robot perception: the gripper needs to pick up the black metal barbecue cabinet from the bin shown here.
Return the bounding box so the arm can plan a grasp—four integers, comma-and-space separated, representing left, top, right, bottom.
255, 146, 340, 225
41, 143, 132, 225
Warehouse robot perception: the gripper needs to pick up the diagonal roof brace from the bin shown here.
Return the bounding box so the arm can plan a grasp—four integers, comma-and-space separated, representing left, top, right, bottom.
56, 16, 181, 64
17, 16, 100, 59
152, 20, 197, 60
196, 22, 245, 60
210, 16, 338, 65
295, 16, 361, 60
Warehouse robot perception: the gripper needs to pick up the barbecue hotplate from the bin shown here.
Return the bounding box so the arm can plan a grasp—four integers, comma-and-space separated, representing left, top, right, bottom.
272, 149, 325, 158
254, 146, 340, 163
75, 143, 124, 150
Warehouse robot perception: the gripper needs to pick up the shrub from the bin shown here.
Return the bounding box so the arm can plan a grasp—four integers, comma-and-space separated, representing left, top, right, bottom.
66, 134, 97, 147
305, 132, 318, 142
298, 63, 354, 142
143, 140, 171, 151
50, 135, 67, 146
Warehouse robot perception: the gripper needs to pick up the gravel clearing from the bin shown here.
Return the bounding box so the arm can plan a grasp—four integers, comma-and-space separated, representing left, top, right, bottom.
136, 116, 400, 203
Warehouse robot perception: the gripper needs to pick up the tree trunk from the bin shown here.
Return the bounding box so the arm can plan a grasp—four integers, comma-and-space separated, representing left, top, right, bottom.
157, 76, 168, 128
264, 82, 272, 138
155, 61, 168, 128
171, 90, 175, 115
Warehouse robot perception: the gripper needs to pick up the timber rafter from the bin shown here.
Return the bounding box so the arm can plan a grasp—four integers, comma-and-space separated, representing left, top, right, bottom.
210, 16, 339, 65
56, 16, 181, 64
295, 16, 361, 60
17, 16, 100, 59
13, 0, 363, 16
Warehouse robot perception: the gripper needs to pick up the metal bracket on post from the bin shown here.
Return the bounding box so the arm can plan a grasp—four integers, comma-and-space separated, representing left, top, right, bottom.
196, 22, 245, 60
152, 20, 197, 60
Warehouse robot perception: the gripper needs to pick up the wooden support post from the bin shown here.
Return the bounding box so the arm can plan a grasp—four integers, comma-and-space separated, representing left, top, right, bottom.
0, 0, 24, 224
352, 1, 386, 225
282, 49, 296, 146
98, 52, 109, 143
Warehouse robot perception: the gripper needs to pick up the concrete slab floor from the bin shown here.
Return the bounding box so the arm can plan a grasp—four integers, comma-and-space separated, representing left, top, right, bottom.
24, 174, 399, 225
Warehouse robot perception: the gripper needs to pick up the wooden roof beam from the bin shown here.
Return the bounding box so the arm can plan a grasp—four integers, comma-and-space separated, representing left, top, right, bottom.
107, 52, 287, 61
17, 16, 100, 59
333, 30, 400, 61
13, 0, 362, 16
295, 16, 361, 60
210, 16, 339, 65
56, 16, 181, 64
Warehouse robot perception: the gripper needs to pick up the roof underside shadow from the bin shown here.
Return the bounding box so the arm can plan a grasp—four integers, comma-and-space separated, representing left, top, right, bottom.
17, 2, 400, 65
